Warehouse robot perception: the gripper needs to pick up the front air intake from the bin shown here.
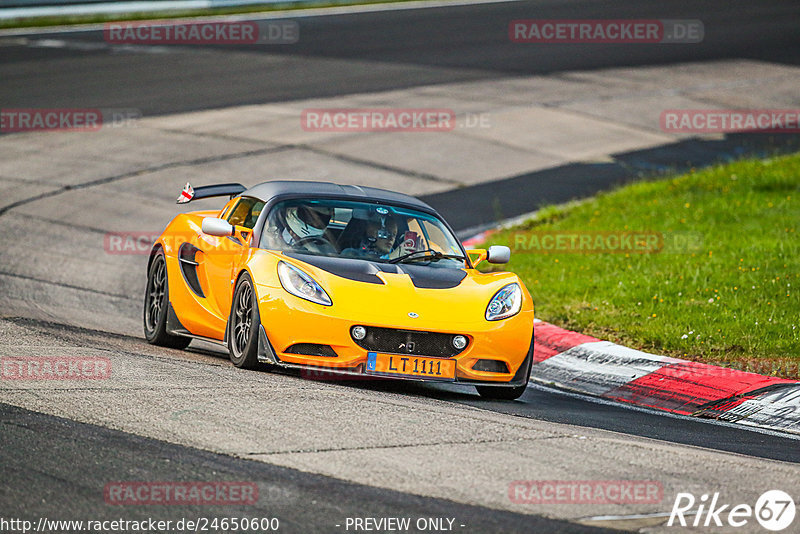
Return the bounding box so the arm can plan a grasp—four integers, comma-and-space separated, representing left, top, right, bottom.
352, 327, 467, 357
285, 343, 338, 358
472, 359, 509, 373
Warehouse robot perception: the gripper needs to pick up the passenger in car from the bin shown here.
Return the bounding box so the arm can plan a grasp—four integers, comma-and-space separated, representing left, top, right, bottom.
341, 214, 415, 260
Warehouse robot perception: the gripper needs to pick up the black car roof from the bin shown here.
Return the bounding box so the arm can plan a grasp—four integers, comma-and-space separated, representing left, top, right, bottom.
243, 181, 435, 212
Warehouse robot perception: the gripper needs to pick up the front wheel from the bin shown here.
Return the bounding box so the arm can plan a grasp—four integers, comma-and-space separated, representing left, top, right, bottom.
476, 383, 528, 401
227, 273, 262, 369
143, 251, 191, 349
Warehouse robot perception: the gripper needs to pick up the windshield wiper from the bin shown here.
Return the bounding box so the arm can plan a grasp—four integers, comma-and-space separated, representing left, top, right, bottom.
388, 249, 466, 264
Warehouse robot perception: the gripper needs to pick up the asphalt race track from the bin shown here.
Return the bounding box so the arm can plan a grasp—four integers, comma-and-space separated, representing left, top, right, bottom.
0, 0, 799, 115
2, 1, 800, 532
1, 403, 608, 534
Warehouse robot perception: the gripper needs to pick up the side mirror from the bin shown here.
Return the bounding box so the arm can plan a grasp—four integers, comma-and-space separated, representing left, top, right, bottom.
201, 217, 234, 237
487, 245, 511, 264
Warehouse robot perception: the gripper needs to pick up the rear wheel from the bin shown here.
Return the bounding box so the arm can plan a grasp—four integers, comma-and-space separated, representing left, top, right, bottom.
143, 251, 191, 349
227, 273, 261, 369
476, 383, 528, 400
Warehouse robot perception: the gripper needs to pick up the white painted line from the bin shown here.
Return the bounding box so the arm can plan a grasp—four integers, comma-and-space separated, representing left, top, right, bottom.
21, 36, 180, 53
579, 512, 675, 521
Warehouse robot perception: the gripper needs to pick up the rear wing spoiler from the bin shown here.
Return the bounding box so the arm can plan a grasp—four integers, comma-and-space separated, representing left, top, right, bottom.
176, 182, 246, 204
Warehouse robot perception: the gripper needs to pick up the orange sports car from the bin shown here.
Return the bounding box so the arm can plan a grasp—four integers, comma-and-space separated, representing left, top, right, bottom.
144, 181, 534, 399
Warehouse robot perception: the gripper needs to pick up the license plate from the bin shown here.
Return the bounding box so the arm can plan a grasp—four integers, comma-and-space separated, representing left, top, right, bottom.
365, 352, 455, 381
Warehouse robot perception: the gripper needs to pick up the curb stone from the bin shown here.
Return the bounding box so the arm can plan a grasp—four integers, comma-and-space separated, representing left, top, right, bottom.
530, 318, 800, 435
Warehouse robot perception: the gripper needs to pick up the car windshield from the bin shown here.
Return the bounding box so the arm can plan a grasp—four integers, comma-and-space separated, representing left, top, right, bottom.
261, 198, 466, 268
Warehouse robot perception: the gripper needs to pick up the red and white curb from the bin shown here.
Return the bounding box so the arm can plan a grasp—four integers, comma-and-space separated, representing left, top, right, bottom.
531, 319, 800, 435
462, 230, 498, 249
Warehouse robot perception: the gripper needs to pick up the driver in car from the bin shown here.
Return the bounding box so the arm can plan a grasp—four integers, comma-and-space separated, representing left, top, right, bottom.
280, 205, 335, 252
341, 213, 416, 260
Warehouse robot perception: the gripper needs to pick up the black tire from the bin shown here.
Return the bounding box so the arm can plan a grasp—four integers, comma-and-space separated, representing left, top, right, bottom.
143, 251, 191, 349
476, 383, 528, 401
227, 273, 261, 369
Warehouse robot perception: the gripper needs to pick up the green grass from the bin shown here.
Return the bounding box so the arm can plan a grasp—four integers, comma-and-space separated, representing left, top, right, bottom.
484, 153, 800, 377
0, 0, 424, 30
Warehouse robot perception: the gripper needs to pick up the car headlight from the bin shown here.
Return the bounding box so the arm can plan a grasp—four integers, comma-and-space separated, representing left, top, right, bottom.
277, 261, 332, 306
485, 283, 522, 321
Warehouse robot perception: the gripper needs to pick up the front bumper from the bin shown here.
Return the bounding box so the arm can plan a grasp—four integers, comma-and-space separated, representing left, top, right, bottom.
257, 325, 534, 388
254, 290, 534, 387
